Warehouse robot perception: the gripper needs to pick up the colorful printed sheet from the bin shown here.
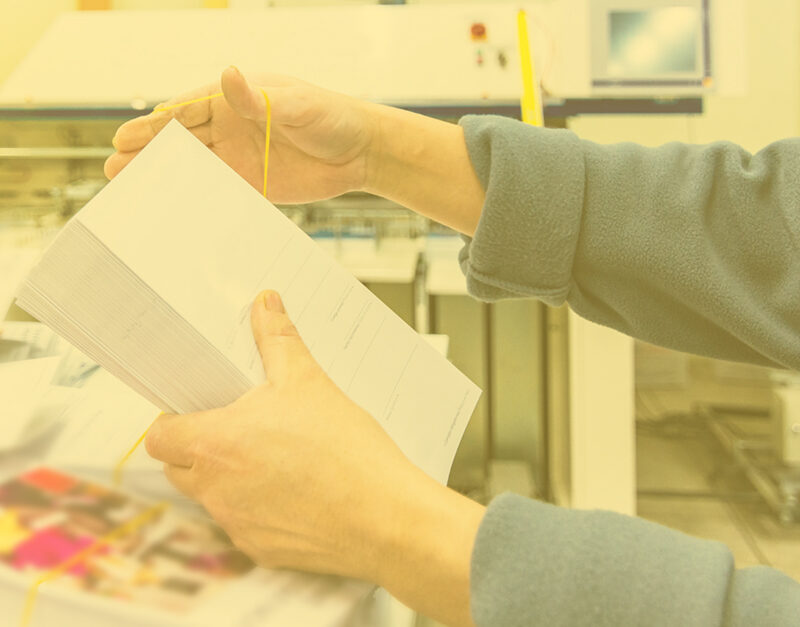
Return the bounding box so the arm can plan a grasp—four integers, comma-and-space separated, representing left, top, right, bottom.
0, 467, 253, 615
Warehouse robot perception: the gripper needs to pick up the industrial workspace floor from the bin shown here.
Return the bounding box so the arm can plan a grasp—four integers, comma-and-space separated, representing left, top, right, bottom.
636, 417, 800, 580
416, 397, 800, 627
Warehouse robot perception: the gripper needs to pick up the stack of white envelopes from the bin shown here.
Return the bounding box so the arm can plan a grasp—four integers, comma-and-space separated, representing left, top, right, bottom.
17, 119, 480, 484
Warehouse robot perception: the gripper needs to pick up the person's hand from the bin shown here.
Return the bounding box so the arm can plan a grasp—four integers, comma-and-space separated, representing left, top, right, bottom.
144, 290, 483, 626
105, 67, 376, 203
144, 289, 413, 578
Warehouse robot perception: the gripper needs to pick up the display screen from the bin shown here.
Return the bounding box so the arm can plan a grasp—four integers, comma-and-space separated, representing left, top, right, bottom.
607, 7, 700, 78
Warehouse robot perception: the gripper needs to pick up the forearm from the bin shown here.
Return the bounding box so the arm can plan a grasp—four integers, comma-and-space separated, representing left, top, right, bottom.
458, 115, 800, 371
570, 135, 800, 369
367, 463, 484, 626
362, 103, 485, 236
471, 494, 800, 626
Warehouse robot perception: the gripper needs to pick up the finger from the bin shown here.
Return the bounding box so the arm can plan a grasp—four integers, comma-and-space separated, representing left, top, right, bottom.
189, 120, 214, 146
144, 410, 216, 467
112, 114, 169, 153
250, 290, 312, 383
112, 82, 219, 152
221, 66, 266, 122
104, 149, 140, 179
163, 463, 199, 498
104, 121, 214, 180
221, 67, 315, 127
111, 115, 167, 153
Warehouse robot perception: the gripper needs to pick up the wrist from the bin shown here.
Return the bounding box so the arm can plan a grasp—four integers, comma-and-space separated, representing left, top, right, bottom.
358, 102, 484, 236
359, 101, 395, 197
369, 464, 485, 626
360, 103, 439, 201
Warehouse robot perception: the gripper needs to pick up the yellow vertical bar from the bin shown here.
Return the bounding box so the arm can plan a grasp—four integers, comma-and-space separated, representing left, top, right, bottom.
517, 9, 544, 127
260, 88, 271, 198
76, 0, 111, 9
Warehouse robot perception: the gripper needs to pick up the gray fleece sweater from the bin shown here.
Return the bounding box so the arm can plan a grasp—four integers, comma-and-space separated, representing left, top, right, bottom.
458, 115, 800, 626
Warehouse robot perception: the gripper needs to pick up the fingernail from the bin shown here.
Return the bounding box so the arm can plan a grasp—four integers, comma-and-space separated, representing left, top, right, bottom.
111, 135, 119, 150
259, 290, 282, 312
230, 65, 242, 77
267, 291, 283, 312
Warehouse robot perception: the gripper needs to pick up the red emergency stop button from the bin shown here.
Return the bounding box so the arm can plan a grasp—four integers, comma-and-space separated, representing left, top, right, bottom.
471, 22, 487, 41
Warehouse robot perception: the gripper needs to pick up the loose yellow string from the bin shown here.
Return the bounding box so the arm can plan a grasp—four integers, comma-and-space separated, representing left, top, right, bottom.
260, 89, 271, 199
112, 417, 158, 487
20, 502, 170, 627
517, 10, 544, 127
154, 91, 223, 111
154, 88, 272, 197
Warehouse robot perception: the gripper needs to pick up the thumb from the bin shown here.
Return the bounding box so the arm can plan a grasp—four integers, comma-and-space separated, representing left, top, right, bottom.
250, 290, 313, 383
221, 66, 267, 122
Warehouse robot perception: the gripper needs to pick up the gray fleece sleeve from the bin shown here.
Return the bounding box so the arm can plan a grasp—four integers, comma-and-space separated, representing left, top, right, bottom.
471, 494, 800, 626
459, 116, 800, 624
458, 115, 800, 371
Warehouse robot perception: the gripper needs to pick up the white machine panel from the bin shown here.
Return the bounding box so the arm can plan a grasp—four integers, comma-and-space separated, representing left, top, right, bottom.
0, 4, 566, 107
0, 1, 745, 108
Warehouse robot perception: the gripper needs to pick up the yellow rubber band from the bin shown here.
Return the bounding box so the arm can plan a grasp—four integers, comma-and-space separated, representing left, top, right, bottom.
154, 92, 223, 112
113, 416, 159, 487
20, 502, 169, 627
153, 87, 272, 197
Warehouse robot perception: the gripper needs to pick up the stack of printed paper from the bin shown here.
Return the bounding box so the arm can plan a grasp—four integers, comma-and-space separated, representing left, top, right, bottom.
16, 118, 480, 484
